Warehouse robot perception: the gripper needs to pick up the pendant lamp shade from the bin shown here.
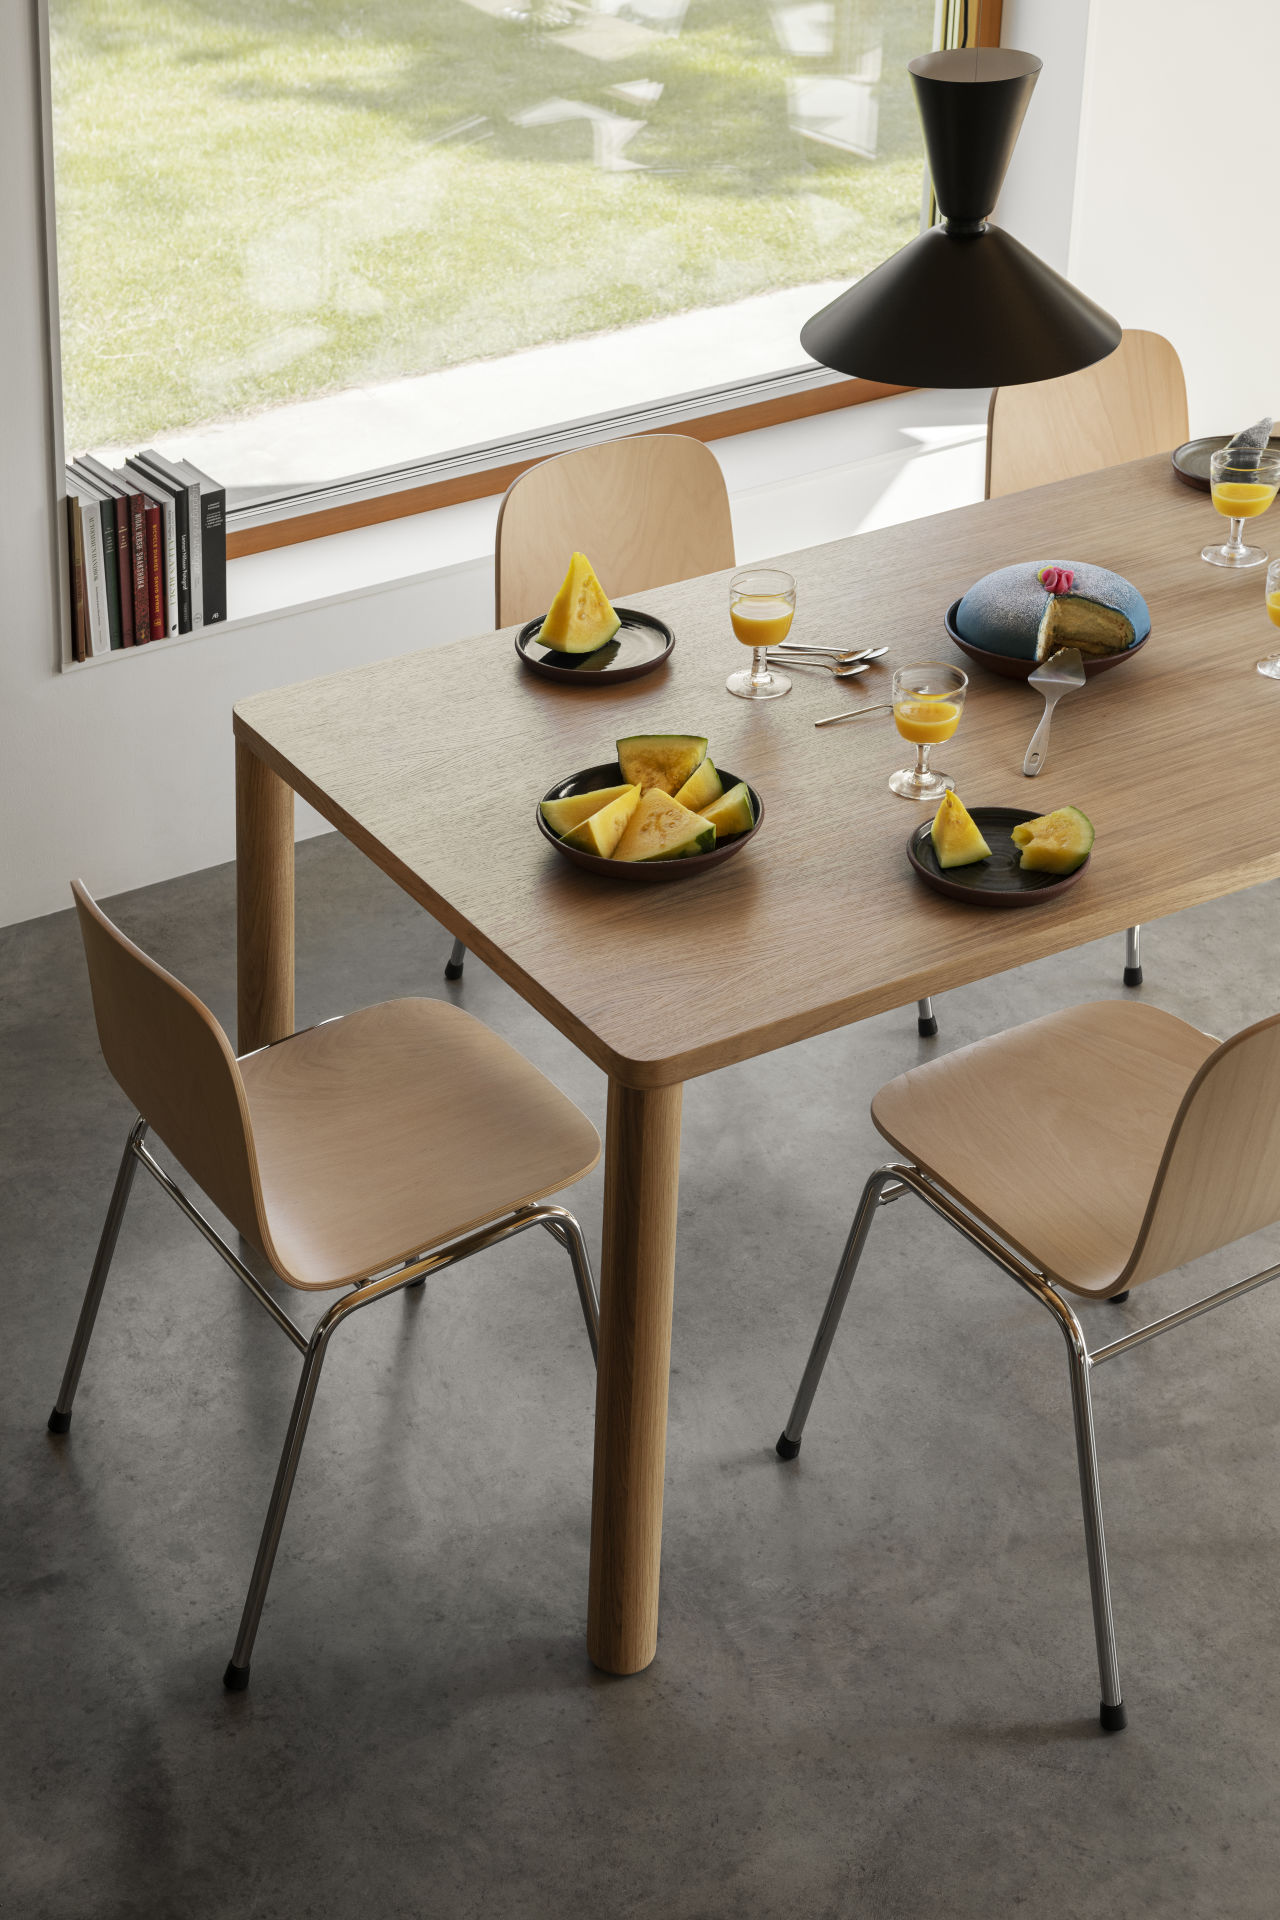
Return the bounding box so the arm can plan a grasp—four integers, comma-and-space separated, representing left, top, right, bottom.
800, 49, 1121, 389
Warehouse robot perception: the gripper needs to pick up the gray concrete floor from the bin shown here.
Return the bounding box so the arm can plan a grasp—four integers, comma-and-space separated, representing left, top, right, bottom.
5, 835, 1280, 1918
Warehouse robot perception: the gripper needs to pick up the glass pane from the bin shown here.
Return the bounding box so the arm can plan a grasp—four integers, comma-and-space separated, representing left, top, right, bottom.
50, 0, 937, 500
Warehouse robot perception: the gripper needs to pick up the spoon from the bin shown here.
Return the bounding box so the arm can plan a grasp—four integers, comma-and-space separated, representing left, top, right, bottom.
770, 643, 889, 665
1023, 646, 1086, 776
775, 656, 870, 680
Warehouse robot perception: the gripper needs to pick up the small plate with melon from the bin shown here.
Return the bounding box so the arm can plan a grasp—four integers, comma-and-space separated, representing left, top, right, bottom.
538, 734, 763, 881
907, 793, 1093, 906
516, 553, 675, 686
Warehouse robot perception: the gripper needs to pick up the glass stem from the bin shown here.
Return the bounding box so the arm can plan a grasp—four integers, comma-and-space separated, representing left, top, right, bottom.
750, 645, 770, 691
915, 742, 931, 784
1229, 516, 1246, 556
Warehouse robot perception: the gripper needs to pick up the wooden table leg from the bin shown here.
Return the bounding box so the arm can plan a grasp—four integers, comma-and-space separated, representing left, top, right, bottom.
236, 738, 295, 1053
588, 1078, 683, 1675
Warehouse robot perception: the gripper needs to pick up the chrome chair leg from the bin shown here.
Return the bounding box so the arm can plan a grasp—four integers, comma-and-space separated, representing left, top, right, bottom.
541, 1210, 600, 1363
917, 996, 938, 1038
224, 1203, 597, 1688
776, 1168, 902, 1458
1037, 1287, 1126, 1729
1123, 924, 1142, 988
445, 937, 466, 982
48, 1118, 148, 1434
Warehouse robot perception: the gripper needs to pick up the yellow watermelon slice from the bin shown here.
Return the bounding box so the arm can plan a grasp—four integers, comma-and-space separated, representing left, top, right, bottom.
613, 789, 715, 862
561, 786, 640, 858
930, 792, 991, 869
538, 553, 622, 653
699, 782, 754, 839
616, 734, 708, 795
673, 758, 723, 812
540, 784, 636, 837
1012, 805, 1094, 874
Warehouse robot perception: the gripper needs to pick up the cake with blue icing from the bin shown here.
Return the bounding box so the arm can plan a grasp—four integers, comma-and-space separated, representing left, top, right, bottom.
955, 562, 1150, 663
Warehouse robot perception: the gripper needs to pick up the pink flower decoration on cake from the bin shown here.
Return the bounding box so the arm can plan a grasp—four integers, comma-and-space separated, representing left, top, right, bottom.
1037, 565, 1075, 595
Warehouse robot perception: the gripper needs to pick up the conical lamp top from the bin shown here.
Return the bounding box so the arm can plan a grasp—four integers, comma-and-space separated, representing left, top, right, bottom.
801, 47, 1121, 388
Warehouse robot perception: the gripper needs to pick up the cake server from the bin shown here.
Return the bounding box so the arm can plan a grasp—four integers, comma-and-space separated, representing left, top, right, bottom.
1023, 647, 1086, 776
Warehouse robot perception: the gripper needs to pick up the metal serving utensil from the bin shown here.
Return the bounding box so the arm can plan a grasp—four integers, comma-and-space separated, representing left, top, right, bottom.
814, 701, 892, 729
1023, 647, 1086, 776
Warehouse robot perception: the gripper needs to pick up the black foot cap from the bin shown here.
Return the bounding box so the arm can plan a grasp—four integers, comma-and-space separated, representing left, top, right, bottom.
1110, 1290, 1130, 1305
1123, 966, 1143, 988
47, 1408, 72, 1434
918, 1015, 939, 1038
776, 1432, 801, 1461
1100, 1699, 1127, 1733
223, 1661, 251, 1692
444, 960, 464, 982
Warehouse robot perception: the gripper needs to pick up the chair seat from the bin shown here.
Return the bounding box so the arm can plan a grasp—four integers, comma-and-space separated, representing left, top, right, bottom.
239, 999, 600, 1289
871, 1000, 1218, 1296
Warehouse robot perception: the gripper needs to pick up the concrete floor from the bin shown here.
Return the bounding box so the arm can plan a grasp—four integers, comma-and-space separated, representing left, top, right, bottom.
6, 834, 1280, 1918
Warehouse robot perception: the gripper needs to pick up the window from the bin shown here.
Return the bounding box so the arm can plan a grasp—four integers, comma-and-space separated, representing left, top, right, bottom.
49, 0, 941, 534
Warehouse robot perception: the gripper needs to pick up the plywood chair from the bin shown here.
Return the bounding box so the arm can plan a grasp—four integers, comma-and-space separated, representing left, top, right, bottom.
440, 434, 735, 983
51, 883, 601, 1690
776, 996, 1280, 1731
985, 329, 1189, 501
904, 333, 1197, 1043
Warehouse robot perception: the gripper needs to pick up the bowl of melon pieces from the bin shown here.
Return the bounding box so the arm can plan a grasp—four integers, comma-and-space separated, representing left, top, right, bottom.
537, 733, 763, 881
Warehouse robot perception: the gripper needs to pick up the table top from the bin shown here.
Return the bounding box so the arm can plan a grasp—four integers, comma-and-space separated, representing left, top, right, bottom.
235, 455, 1280, 1087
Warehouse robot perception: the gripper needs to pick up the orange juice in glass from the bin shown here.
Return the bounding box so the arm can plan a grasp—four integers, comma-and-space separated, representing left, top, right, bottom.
1204, 448, 1280, 568
726, 568, 795, 701
1259, 558, 1280, 677
890, 663, 967, 799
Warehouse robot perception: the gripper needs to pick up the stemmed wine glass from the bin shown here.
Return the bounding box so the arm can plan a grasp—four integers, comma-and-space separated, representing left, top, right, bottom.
726, 569, 794, 701
889, 662, 967, 800
1258, 558, 1280, 678
1204, 448, 1280, 568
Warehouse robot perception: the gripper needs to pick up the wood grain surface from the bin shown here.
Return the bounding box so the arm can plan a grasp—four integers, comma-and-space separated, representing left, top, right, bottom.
235, 454, 1280, 1090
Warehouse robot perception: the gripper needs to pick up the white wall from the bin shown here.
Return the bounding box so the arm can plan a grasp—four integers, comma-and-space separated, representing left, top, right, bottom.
1069, 0, 1280, 432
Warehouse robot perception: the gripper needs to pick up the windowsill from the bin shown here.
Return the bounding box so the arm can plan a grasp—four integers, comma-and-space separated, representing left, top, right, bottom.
61, 385, 990, 668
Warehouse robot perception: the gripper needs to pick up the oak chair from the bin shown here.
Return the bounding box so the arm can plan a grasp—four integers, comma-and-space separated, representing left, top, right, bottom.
776, 996, 1280, 1731
51, 883, 601, 1690
900, 333, 1197, 1042
441, 433, 736, 984
985, 329, 1189, 501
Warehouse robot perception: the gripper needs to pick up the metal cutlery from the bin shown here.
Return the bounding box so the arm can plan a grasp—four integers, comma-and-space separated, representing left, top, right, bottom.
1023, 646, 1086, 776
775, 656, 869, 680
769, 644, 889, 666
814, 702, 892, 729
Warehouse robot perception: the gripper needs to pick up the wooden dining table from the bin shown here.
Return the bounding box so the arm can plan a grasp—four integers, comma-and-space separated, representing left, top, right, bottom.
233, 452, 1280, 1677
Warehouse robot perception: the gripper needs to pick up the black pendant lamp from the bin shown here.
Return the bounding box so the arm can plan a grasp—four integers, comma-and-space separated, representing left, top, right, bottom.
800, 48, 1121, 389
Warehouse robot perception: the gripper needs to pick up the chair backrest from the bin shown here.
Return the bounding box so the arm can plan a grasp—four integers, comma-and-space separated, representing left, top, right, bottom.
72, 881, 269, 1253
1120, 1012, 1280, 1291
494, 433, 735, 627
985, 329, 1189, 501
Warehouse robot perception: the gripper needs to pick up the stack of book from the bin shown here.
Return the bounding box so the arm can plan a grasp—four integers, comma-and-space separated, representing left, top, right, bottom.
64, 450, 227, 661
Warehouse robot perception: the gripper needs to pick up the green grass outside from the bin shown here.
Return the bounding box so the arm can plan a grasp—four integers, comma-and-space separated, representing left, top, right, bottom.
51, 0, 934, 449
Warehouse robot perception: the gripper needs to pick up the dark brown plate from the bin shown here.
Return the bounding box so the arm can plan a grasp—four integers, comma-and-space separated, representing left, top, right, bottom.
1172, 433, 1280, 493
537, 761, 763, 882
516, 608, 674, 685
944, 599, 1149, 682
907, 805, 1090, 908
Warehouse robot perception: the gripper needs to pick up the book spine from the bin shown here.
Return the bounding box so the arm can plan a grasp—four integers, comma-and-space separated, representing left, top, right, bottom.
66, 494, 86, 662
145, 504, 166, 637
129, 494, 150, 643
200, 486, 226, 624
81, 499, 111, 656
98, 499, 123, 649
162, 498, 180, 636
186, 479, 203, 631
113, 495, 134, 646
